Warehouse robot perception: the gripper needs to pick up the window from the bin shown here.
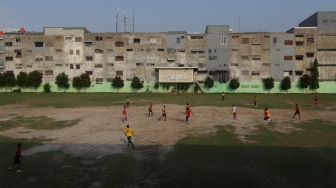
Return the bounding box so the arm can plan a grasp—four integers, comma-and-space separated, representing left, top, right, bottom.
284, 71, 293, 76
70, 50, 73, 55
295, 71, 303, 75
65, 36, 72, 40
95, 49, 103, 53
85, 42, 92, 47
75, 37, 82, 42
209, 56, 217, 60
106, 63, 114, 66
16, 38, 21, 42
306, 52, 314, 58
95, 64, 103, 68
45, 42, 53, 47
76, 64, 80, 69
232, 36, 239, 38
35, 42, 43, 47
284, 40, 293, 45
264, 36, 270, 38
133, 38, 140, 43
177, 38, 180, 43
95, 36, 103, 41
55, 49, 62, 52
242, 38, 249, 44
241, 55, 249, 60
76, 50, 80, 55
86, 56, 93, 61
190, 36, 203, 39
284, 56, 293, 60
15, 49, 21, 57
221, 36, 227, 45
116, 71, 123, 76
322, 20, 328, 23
251, 71, 260, 75
273, 37, 277, 44
262, 63, 270, 66
107, 49, 113, 52
96, 78, 103, 83
115, 42, 124, 47
181, 36, 184, 39
45, 56, 53, 61
126, 49, 133, 51
191, 50, 205, 54
295, 55, 303, 60
241, 70, 249, 75
252, 57, 261, 61
231, 48, 239, 51
106, 36, 113, 39
85, 71, 92, 75
70, 64, 74, 69
6, 56, 13, 61
45, 70, 53, 75
136, 63, 144, 66
317, 49, 336, 51
231, 63, 239, 66
307, 38, 314, 43
208, 71, 218, 75
5, 42, 13, 47
35, 57, 43, 61
296, 41, 304, 46
208, 49, 216, 53
115, 56, 124, 61
158, 48, 164, 51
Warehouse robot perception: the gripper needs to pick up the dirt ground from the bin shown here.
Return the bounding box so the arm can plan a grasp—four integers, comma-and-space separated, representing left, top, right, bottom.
0, 104, 334, 160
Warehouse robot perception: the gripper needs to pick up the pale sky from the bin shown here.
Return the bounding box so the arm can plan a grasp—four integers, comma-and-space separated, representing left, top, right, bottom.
0, 0, 335, 33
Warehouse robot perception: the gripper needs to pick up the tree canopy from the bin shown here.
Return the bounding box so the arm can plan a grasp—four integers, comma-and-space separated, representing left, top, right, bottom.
27, 70, 43, 92
300, 74, 312, 93
72, 76, 83, 92
204, 77, 214, 88
311, 58, 319, 91
55, 72, 70, 92
131, 76, 144, 90
281, 76, 291, 92
80, 73, 91, 92
3, 72, 17, 91
263, 77, 274, 93
16, 72, 28, 91
229, 79, 240, 91
111, 76, 124, 93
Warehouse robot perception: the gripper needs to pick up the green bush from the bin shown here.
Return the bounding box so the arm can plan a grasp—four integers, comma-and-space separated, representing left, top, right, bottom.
43, 82, 51, 93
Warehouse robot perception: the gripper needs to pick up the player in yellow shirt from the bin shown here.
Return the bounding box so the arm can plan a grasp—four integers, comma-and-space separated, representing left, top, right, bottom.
222, 92, 225, 101
184, 102, 191, 109
254, 96, 257, 107
126, 96, 130, 107
159, 105, 167, 121
124, 125, 135, 148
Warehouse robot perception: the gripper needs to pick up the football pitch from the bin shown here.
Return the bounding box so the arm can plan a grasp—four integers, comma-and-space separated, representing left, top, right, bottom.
0, 93, 335, 187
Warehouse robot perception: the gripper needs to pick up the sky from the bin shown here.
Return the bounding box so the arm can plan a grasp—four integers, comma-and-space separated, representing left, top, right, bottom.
0, 0, 335, 33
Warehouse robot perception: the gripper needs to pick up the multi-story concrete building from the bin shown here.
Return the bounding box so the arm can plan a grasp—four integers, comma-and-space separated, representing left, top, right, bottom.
0, 11, 335, 87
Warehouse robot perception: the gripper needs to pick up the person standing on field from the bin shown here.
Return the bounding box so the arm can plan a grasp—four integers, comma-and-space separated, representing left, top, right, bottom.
185, 107, 193, 124
313, 96, 318, 107
184, 101, 191, 110
126, 96, 130, 107
124, 125, 135, 148
122, 106, 127, 122
254, 96, 257, 107
264, 107, 270, 125
231, 104, 237, 120
159, 105, 167, 121
222, 92, 225, 101
8, 143, 25, 173
148, 103, 153, 117
293, 104, 301, 119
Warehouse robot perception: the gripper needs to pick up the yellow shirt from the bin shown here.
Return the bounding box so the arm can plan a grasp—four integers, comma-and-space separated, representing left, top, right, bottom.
162, 107, 166, 114
124, 128, 133, 137
185, 103, 191, 109
222, 94, 225, 97
254, 97, 257, 102
126, 98, 130, 102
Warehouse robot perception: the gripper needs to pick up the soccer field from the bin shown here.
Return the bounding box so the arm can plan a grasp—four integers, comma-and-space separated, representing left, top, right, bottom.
0, 93, 335, 187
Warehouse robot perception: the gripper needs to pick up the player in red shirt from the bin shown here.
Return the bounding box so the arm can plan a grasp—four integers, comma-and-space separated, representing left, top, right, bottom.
122, 106, 127, 122
8, 143, 25, 172
185, 108, 193, 124
313, 96, 318, 107
148, 103, 153, 117
293, 104, 301, 119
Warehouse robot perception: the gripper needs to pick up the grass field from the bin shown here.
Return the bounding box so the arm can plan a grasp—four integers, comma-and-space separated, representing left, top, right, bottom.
0, 93, 335, 187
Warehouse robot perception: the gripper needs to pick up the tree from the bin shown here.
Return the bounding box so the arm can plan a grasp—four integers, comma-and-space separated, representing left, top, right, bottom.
194, 83, 201, 93
80, 73, 91, 92
311, 58, 319, 92
204, 76, 214, 89
263, 77, 274, 93
55, 72, 70, 92
154, 82, 159, 92
111, 76, 124, 93
300, 74, 312, 93
0, 73, 5, 88
229, 79, 240, 92
72, 76, 83, 92
281, 76, 291, 93
27, 70, 43, 92
131, 76, 144, 92
43, 82, 51, 93
16, 72, 28, 91
3, 72, 17, 92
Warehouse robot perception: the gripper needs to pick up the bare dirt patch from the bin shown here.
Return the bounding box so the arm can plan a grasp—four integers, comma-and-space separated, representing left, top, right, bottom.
0, 104, 334, 159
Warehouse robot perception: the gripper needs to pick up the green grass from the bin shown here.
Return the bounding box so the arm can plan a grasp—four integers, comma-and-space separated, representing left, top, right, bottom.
0, 93, 335, 110
0, 116, 80, 131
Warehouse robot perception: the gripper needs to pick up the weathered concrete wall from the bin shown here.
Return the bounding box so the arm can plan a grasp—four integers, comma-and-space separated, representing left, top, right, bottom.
317, 11, 336, 31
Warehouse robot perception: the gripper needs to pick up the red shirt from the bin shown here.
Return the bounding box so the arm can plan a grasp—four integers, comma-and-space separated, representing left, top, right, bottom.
149, 105, 152, 110
314, 98, 318, 102
295, 106, 299, 112
186, 110, 192, 116
123, 109, 126, 115
14, 148, 21, 158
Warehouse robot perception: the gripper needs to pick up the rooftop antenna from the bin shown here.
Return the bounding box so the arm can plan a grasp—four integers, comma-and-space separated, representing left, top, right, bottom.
124, 9, 134, 32
115, 7, 119, 33
237, 15, 242, 32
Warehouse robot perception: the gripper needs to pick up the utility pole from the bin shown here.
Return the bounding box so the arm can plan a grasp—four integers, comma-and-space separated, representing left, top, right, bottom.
237, 15, 242, 33
115, 7, 119, 33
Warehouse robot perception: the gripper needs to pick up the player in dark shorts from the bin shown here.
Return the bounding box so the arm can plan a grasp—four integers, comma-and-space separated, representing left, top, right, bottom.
148, 103, 153, 117
313, 96, 318, 107
185, 108, 193, 124
8, 143, 25, 172
222, 92, 225, 101
254, 96, 257, 107
124, 125, 135, 148
159, 105, 167, 121
126, 96, 130, 107
293, 104, 301, 119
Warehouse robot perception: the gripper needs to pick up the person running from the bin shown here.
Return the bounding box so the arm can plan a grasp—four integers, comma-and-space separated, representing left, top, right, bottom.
124, 125, 135, 148
293, 104, 301, 119
122, 106, 127, 122
254, 96, 257, 107
148, 103, 153, 117
222, 92, 225, 101
8, 143, 25, 172
313, 96, 318, 107
231, 104, 237, 120
126, 96, 130, 107
264, 107, 270, 125
184, 102, 191, 110
159, 105, 167, 121
185, 107, 193, 124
